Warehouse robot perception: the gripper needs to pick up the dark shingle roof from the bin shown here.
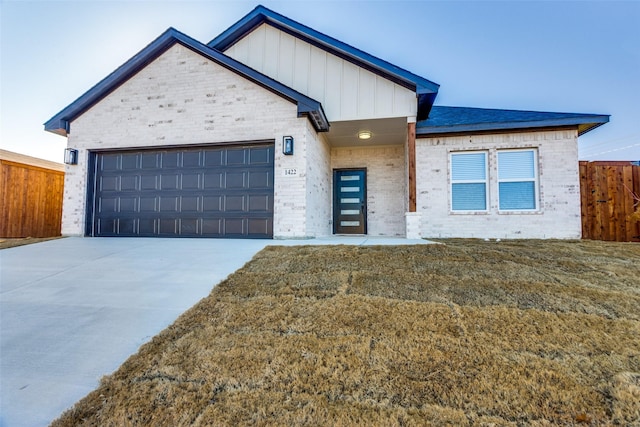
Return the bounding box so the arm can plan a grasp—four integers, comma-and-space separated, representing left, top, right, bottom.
417, 106, 609, 136
44, 27, 329, 136
209, 5, 439, 120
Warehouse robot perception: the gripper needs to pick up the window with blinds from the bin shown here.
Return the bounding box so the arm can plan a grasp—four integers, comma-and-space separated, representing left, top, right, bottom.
450, 152, 488, 211
497, 149, 538, 210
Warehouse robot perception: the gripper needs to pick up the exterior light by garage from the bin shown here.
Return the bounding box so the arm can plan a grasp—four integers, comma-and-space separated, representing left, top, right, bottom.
358, 131, 372, 140
283, 136, 294, 155
64, 148, 78, 165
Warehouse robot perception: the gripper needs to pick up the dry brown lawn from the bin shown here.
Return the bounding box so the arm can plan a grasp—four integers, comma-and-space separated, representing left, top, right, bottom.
52, 240, 640, 426
0, 236, 62, 250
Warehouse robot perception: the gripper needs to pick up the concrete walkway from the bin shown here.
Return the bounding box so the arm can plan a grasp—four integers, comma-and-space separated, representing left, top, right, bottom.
0, 236, 432, 427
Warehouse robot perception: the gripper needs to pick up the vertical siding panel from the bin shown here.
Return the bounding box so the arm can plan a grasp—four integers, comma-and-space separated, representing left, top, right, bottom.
293, 39, 310, 96
324, 54, 342, 119
277, 31, 295, 87
341, 61, 359, 119
228, 39, 249, 67
247, 24, 266, 72
263, 25, 280, 78
308, 48, 327, 105
375, 77, 394, 116
358, 69, 375, 117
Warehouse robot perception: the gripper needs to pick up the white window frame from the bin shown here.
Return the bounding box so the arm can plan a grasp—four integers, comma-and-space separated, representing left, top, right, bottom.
497, 148, 539, 211
449, 151, 489, 213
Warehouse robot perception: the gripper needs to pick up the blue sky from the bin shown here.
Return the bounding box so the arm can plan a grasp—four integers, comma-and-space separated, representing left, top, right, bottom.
1, 0, 639, 162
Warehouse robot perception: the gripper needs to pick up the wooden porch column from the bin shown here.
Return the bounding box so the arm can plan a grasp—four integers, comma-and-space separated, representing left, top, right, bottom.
408, 121, 417, 212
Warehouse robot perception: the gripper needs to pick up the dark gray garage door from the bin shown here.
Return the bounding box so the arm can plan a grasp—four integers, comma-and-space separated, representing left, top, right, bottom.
89, 144, 274, 238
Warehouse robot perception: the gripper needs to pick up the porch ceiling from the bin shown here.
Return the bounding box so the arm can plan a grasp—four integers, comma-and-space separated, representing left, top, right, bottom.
325, 117, 407, 147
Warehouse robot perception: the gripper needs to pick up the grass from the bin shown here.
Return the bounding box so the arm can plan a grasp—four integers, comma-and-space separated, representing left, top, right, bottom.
0, 236, 62, 250
52, 239, 640, 426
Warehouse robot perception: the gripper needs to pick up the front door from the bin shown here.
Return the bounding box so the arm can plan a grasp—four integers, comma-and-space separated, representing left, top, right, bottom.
333, 169, 367, 234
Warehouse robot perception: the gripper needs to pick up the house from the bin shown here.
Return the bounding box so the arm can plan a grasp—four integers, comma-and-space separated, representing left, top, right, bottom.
44, 5, 608, 239
0, 150, 65, 238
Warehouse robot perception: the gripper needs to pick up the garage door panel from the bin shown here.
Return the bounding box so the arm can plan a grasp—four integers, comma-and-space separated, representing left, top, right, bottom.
91, 144, 274, 238
182, 151, 202, 168
160, 174, 179, 190
248, 194, 271, 212
249, 147, 271, 165
100, 176, 119, 191
98, 197, 116, 213
180, 196, 200, 212
159, 218, 178, 235
248, 218, 272, 236
226, 149, 246, 165
249, 171, 271, 189
140, 175, 157, 190
139, 218, 156, 234
122, 154, 138, 170
181, 174, 201, 190
224, 195, 246, 212
224, 218, 245, 235
101, 155, 119, 171
159, 197, 178, 212
121, 175, 138, 191
204, 173, 223, 189
142, 153, 159, 169
202, 218, 223, 235
120, 198, 137, 213
204, 149, 223, 167
140, 197, 157, 212
203, 196, 223, 212
119, 218, 136, 234
226, 172, 246, 189
161, 152, 179, 168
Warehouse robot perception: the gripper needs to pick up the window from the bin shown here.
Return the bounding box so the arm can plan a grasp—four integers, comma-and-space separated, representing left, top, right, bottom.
497, 149, 538, 210
450, 152, 488, 211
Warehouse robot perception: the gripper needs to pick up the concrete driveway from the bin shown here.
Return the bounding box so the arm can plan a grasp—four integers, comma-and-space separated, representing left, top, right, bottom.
0, 236, 431, 427
0, 237, 275, 427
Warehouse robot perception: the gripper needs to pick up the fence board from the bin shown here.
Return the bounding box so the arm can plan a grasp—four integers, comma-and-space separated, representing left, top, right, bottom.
0, 160, 65, 237
579, 161, 640, 242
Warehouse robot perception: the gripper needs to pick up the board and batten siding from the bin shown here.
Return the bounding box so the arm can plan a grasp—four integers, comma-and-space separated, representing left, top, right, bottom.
224, 23, 417, 122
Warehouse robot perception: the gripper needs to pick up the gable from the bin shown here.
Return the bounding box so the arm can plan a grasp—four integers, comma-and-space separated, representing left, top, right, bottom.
69, 44, 301, 146
223, 23, 418, 122
44, 28, 328, 136
210, 6, 439, 121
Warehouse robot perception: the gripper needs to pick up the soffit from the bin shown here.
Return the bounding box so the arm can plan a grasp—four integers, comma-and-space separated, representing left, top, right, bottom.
325, 117, 407, 147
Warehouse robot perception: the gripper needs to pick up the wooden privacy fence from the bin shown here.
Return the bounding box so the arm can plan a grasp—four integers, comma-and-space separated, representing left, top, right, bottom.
579, 161, 640, 242
0, 150, 65, 238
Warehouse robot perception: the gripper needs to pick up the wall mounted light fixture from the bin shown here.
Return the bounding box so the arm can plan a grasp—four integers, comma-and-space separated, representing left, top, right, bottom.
64, 148, 78, 165
283, 136, 294, 155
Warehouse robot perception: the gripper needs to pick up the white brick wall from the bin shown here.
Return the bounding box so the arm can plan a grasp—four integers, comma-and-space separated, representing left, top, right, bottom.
305, 127, 332, 237
63, 43, 311, 237
416, 129, 582, 239
331, 145, 406, 236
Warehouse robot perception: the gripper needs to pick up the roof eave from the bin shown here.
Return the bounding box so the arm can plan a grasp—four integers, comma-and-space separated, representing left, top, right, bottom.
416, 115, 610, 136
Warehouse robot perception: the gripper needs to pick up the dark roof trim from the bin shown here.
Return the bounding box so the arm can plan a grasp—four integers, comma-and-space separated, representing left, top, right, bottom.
45, 27, 329, 136
416, 106, 609, 137
209, 5, 440, 96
